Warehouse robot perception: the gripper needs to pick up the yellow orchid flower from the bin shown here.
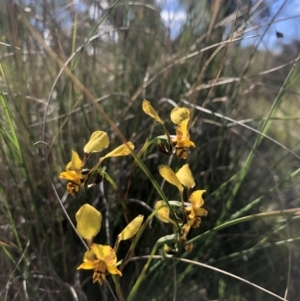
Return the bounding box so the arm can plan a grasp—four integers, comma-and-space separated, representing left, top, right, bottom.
59, 150, 87, 195
76, 206, 144, 284
184, 190, 207, 233
170, 118, 195, 159
158, 164, 207, 239
59, 130, 134, 195
189, 190, 207, 218
77, 244, 122, 285
170, 107, 195, 159
75, 204, 102, 244
142, 100, 195, 159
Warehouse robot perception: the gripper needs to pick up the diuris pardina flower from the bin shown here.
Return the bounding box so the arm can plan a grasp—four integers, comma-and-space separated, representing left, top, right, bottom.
181, 189, 207, 241
169, 107, 195, 159
59, 150, 87, 195
156, 164, 207, 240
77, 244, 122, 285
59, 130, 134, 195
142, 99, 195, 159
76, 204, 144, 285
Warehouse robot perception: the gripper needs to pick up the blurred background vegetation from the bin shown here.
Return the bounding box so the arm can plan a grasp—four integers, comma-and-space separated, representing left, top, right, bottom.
1, 0, 300, 300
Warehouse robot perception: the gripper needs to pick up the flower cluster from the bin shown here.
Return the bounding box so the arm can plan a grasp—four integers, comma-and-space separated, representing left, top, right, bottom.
58, 100, 207, 291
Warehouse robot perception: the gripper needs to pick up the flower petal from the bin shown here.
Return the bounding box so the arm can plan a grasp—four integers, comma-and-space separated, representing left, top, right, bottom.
60, 170, 81, 182
176, 164, 195, 188
170, 107, 190, 125
92, 244, 117, 265
77, 260, 97, 270
67, 150, 82, 172
76, 204, 102, 240
118, 215, 144, 241
84, 131, 109, 154
174, 119, 195, 147
181, 221, 192, 241
194, 207, 208, 217
154, 201, 171, 223
142, 99, 164, 124
189, 190, 206, 208
159, 165, 183, 192
106, 264, 122, 276
99, 142, 134, 163
83, 247, 97, 261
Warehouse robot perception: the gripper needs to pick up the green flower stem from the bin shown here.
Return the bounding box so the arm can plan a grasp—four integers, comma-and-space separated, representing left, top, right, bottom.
127, 228, 176, 301
123, 139, 154, 202
121, 211, 159, 269
111, 276, 126, 301
102, 170, 128, 212
129, 148, 181, 233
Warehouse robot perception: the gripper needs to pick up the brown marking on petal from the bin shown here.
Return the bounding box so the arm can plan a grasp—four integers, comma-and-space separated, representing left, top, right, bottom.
93, 261, 107, 285
192, 216, 201, 228
176, 148, 188, 159
67, 182, 80, 195
185, 242, 193, 252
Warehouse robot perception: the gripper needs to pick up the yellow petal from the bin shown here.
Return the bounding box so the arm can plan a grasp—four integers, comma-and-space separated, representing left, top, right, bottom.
154, 201, 171, 223
142, 99, 164, 124
84, 131, 109, 154
181, 221, 192, 241
99, 142, 134, 163
92, 244, 117, 265
176, 164, 195, 188
76, 204, 102, 240
106, 264, 122, 276
59, 170, 80, 182
174, 119, 193, 145
118, 215, 144, 241
170, 107, 190, 125
77, 260, 97, 270
189, 190, 206, 208
66, 150, 82, 172
83, 247, 97, 261
194, 207, 208, 217
185, 206, 195, 220
175, 148, 188, 159
159, 165, 183, 192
